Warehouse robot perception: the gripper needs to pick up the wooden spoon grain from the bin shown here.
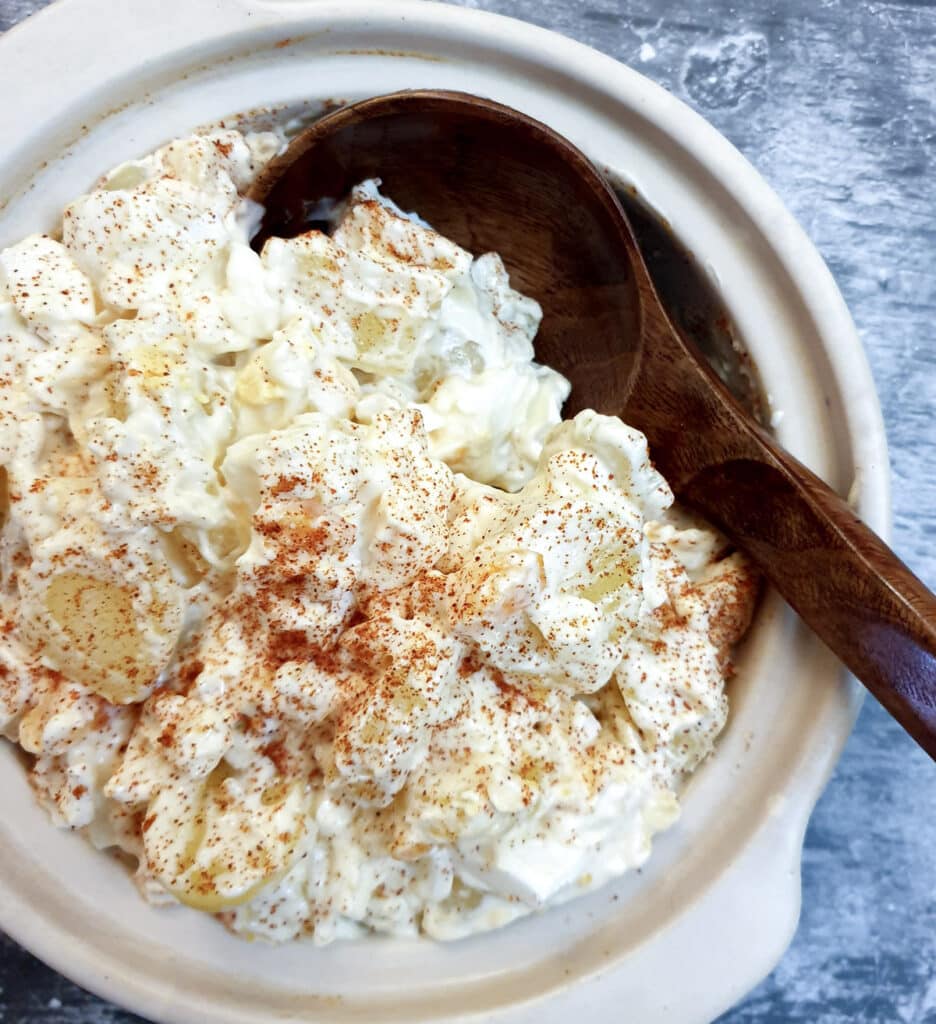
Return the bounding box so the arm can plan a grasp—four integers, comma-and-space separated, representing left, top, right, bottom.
249, 90, 936, 761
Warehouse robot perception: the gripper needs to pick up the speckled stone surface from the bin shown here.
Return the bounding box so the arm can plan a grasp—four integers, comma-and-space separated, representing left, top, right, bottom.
0, 1, 934, 1022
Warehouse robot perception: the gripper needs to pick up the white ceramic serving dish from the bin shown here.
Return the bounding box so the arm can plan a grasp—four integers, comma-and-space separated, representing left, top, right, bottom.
0, 2, 889, 1022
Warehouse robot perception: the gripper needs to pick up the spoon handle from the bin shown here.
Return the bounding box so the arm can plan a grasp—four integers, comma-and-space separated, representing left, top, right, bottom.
627, 225, 936, 760
680, 426, 936, 761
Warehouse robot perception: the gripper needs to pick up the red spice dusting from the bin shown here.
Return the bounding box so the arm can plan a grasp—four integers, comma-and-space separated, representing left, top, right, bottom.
157, 724, 177, 749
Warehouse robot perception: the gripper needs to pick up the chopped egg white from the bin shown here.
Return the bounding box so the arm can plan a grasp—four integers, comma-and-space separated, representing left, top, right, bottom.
0, 128, 757, 944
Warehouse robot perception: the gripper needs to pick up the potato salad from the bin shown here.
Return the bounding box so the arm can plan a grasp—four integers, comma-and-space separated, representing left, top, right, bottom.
0, 128, 757, 943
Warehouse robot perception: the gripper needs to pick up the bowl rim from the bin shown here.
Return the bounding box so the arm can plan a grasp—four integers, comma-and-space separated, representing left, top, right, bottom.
0, 1, 889, 1022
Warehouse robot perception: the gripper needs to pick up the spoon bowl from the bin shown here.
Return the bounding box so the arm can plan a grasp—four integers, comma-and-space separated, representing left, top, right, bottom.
251, 91, 643, 418
250, 90, 936, 760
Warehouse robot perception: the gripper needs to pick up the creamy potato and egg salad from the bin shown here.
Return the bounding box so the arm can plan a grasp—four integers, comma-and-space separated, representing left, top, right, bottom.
0, 128, 756, 943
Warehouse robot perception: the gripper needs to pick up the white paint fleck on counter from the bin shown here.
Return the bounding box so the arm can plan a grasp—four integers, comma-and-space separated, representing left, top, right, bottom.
681, 32, 769, 108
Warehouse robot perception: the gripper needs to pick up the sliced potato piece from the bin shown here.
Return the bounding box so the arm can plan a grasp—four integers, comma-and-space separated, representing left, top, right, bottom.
21, 552, 184, 703
47, 573, 140, 666
143, 766, 307, 912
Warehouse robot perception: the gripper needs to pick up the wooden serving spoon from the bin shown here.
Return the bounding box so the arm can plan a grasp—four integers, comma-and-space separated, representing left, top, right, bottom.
248, 90, 936, 761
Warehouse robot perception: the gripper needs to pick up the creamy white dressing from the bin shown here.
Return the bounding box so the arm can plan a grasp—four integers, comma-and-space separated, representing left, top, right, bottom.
0, 129, 756, 944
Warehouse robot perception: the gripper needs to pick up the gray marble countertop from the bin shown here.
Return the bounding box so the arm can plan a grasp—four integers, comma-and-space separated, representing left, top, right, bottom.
1, 0, 934, 1021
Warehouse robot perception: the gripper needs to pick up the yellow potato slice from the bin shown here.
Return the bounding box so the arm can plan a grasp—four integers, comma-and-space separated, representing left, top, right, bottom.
46, 573, 140, 668
577, 548, 640, 605
350, 310, 416, 374
144, 767, 307, 913
22, 559, 184, 703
